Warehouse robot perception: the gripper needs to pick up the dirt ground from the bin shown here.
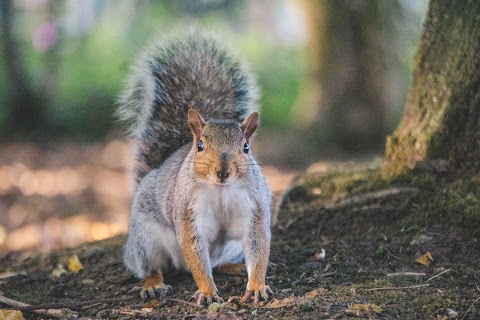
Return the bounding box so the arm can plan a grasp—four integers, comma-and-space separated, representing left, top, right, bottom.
0, 149, 479, 319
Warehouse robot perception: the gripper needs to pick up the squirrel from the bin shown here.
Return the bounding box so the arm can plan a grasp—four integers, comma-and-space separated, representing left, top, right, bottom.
118, 30, 274, 306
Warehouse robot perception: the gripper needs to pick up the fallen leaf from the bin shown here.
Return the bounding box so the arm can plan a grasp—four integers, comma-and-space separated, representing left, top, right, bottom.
304, 290, 318, 299
51, 264, 67, 278
309, 249, 326, 261
375, 244, 387, 255
68, 254, 84, 273
346, 303, 383, 316
208, 302, 221, 312
143, 300, 160, 308
415, 251, 434, 266
227, 296, 248, 309
0, 310, 25, 320
261, 296, 296, 309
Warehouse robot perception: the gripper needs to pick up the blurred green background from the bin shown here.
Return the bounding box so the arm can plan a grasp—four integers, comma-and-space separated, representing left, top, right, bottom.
0, 0, 432, 252
0, 0, 428, 158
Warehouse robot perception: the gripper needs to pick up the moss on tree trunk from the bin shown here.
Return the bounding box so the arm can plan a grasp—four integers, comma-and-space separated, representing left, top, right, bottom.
384, 0, 480, 177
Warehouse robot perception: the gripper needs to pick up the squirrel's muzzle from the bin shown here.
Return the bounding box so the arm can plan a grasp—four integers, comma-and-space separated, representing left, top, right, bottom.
217, 170, 230, 183
216, 153, 231, 183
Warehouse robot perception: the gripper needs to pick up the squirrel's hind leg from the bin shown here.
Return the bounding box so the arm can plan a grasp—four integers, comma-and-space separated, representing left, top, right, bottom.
123, 216, 183, 300
141, 271, 172, 300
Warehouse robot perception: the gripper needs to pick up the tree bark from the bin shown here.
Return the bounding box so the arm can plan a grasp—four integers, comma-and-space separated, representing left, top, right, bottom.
296, 0, 398, 152
384, 0, 480, 177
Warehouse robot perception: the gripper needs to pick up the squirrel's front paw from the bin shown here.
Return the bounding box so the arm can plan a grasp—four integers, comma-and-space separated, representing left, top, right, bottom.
240, 285, 275, 304
193, 290, 224, 306
140, 283, 172, 301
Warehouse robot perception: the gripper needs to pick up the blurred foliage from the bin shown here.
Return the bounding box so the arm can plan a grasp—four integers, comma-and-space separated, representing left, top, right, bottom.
0, 0, 427, 147
0, 0, 304, 140
239, 35, 306, 127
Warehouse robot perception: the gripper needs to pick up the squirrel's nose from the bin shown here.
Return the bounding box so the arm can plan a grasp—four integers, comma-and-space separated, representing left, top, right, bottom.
217, 171, 230, 182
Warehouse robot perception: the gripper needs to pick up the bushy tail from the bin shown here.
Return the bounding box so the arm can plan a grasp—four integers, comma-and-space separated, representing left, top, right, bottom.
117, 30, 259, 185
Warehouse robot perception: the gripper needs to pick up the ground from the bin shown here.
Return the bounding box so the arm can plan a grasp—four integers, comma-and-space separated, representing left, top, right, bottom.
0, 147, 479, 319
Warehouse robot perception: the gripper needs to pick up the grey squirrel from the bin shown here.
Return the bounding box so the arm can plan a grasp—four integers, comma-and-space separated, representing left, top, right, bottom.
118, 30, 274, 306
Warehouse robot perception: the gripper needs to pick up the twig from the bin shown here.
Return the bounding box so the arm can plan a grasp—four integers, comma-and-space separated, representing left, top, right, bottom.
0, 295, 65, 318
461, 296, 480, 320
365, 284, 430, 291
426, 269, 451, 282
166, 297, 203, 308
117, 308, 154, 317
387, 272, 426, 277
0, 293, 201, 318
385, 247, 401, 260
0, 271, 27, 279
14, 296, 136, 311
326, 187, 418, 210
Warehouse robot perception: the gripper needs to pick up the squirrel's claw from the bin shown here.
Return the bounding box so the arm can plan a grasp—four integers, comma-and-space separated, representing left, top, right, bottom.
140, 283, 172, 301
240, 285, 275, 304
193, 290, 224, 307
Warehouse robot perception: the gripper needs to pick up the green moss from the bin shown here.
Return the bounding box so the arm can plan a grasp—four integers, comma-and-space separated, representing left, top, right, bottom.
383, 0, 480, 178
299, 162, 387, 204
294, 162, 480, 237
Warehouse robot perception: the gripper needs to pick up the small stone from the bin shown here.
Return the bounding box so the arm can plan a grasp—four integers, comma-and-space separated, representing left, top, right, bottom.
446, 309, 458, 318
81, 279, 95, 284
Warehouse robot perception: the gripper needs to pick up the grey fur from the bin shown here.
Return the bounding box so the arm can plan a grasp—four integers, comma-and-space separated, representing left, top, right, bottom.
118, 30, 259, 185
120, 31, 272, 302
123, 143, 271, 278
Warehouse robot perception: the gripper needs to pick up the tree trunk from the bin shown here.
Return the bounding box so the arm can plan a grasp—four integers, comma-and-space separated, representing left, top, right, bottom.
384, 0, 480, 177
0, 0, 45, 137
296, 0, 399, 153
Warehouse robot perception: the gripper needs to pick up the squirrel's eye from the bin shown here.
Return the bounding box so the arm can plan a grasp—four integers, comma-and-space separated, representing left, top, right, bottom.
197, 140, 204, 152
243, 142, 249, 154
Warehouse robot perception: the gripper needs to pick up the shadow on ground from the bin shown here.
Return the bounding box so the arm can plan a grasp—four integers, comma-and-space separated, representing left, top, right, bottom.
1, 163, 479, 319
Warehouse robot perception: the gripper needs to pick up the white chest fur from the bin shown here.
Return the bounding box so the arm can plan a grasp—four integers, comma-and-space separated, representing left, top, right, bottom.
191, 182, 255, 243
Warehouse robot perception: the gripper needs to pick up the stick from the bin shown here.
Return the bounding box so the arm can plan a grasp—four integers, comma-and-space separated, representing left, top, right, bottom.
326, 187, 418, 210
0, 295, 65, 318
13, 296, 136, 311
365, 284, 430, 291
0, 271, 27, 279
426, 269, 451, 282
461, 296, 480, 320
385, 247, 401, 260
166, 297, 203, 308
0, 293, 201, 316
387, 272, 426, 277
118, 308, 154, 317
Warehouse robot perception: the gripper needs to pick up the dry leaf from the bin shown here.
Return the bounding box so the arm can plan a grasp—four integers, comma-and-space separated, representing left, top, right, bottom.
261, 296, 296, 309
304, 290, 318, 299
346, 303, 383, 316
309, 249, 326, 261
415, 251, 434, 266
68, 254, 84, 273
0, 310, 25, 320
143, 300, 160, 308
51, 264, 67, 278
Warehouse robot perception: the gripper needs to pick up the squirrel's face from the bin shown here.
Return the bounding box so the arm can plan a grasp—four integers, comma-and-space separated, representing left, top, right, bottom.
188, 109, 258, 185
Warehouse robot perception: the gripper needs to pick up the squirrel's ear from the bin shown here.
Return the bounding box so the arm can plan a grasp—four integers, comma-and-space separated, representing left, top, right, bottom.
188, 108, 206, 139
241, 112, 259, 141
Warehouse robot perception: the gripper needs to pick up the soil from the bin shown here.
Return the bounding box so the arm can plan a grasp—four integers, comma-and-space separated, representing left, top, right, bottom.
1, 162, 479, 319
